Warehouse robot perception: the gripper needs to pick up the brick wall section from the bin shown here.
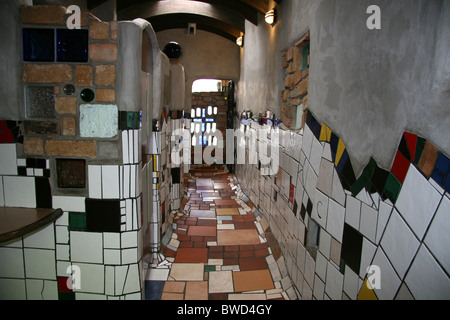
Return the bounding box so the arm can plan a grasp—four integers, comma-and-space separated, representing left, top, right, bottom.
281, 33, 310, 129
20, 5, 119, 160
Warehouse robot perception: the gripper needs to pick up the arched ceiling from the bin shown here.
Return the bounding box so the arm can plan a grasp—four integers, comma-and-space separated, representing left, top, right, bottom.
87, 0, 279, 42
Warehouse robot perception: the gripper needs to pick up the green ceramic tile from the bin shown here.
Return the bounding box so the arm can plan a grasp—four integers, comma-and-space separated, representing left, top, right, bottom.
69, 212, 87, 231
414, 137, 426, 166
58, 291, 75, 300
204, 265, 216, 272
351, 158, 376, 195
383, 173, 402, 204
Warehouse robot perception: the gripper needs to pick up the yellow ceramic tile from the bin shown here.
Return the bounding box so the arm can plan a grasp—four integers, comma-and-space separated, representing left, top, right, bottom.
334, 138, 346, 167
357, 278, 378, 300
319, 123, 332, 142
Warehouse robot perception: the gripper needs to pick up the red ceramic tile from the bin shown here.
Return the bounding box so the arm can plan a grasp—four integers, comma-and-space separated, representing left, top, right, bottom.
403, 132, 417, 161
391, 151, 410, 183
289, 183, 295, 204
175, 248, 208, 263
57, 277, 71, 292
239, 257, 268, 271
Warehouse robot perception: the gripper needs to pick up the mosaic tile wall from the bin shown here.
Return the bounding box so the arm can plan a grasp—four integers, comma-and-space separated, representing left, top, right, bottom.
235, 111, 450, 300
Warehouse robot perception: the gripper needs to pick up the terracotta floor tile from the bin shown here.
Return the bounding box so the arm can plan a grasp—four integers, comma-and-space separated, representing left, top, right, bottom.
209, 271, 234, 293
169, 263, 205, 281
188, 226, 217, 237
217, 229, 261, 246
163, 281, 186, 293
161, 292, 184, 300
209, 293, 228, 300
175, 248, 208, 263
239, 257, 268, 271
185, 281, 209, 300
216, 208, 240, 216
233, 270, 274, 293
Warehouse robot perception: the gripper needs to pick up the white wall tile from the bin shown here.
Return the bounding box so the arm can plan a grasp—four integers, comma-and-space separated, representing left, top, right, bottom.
359, 203, 378, 243
25, 279, 58, 300
56, 244, 70, 261
312, 189, 328, 229
326, 199, 345, 243
104, 232, 120, 249
23, 223, 55, 249
318, 228, 331, 259
0, 279, 26, 300
396, 165, 441, 239
24, 248, 56, 280
52, 196, 85, 212
3, 176, 36, 208
405, 245, 450, 300
424, 195, 450, 273
310, 137, 323, 175
376, 200, 393, 244
345, 194, 361, 230
0, 144, 17, 175
104, 249, 121, 265
55, 225, 69, 244
0, 176, 4, 206
380, 209, 420, 278
70, 231, 103, 264
371, 248, 401, 300
315, 251, 327, 281
304, 251, 315, 288
102, 165, 120, 199
0, 247, 25, 278
313, 274, 325, 300
122, 130, 129, 164
359, 237, 377, 278
325, 261, 344, 300
123, 264, 141, 294
331, 169, 346, 206
73, 263, 105, 294
88, 165, 102, 199
343, 265, 359, 300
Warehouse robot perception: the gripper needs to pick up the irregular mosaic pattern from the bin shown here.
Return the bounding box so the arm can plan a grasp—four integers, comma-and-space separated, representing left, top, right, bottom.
235, 110, 450, 300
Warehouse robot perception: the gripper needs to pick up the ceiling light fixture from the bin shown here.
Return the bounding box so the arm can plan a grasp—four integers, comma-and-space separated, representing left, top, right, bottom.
265, 8, 277, 26
236, 35, 244, 47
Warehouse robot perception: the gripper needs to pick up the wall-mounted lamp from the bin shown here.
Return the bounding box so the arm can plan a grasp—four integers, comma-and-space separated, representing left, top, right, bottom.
265, 8, 277, 26
236, 35, 244, 47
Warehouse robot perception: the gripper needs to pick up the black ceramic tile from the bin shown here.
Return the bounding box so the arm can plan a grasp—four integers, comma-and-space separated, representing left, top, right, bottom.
308, 113, 322, 141
371, 165, 389, 196
341, 223, 363, 274
35, 177, 52, 209
56, 29, 88, 62
86, 199, 121, 233
56, 159, 86, 189
329, 132, 339, 163
340, 159, 356, 192
171, 168, 181, 184
398, 135, 411, 162
22, 28, 55, 62
18, 166, 27, 176
414, 137, 426, 166
300, 204, 306, 221
26, 86, 56, 119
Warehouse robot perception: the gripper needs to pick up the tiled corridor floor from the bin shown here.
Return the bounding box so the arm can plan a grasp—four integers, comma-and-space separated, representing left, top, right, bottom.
144, 165, 295, 300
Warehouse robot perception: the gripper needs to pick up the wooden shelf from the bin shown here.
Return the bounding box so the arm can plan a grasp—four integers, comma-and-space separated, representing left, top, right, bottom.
0, 207, 63, 243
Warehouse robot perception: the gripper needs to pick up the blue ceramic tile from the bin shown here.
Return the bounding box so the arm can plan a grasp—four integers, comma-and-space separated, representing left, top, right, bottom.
145, 281, 165, 300
435, 153, 450, 175
56, 29, 88, 62
23, 28, 55, 62
431, 170, 444, 185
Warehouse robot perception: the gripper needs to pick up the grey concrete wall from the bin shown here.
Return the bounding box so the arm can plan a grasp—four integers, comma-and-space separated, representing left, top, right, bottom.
237, 0, 450, 175
0, 0, 32, 120
156, 29, 240, 112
